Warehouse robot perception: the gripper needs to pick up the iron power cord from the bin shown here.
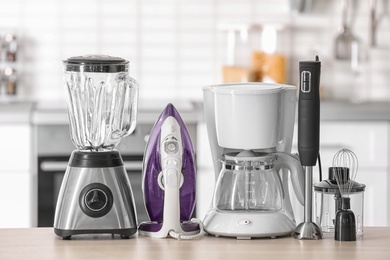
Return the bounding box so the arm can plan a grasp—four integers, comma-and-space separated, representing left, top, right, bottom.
168, 218, 204, 240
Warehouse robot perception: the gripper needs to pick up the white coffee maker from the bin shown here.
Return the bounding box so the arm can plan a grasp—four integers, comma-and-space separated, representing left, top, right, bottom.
202, 83, 304, 239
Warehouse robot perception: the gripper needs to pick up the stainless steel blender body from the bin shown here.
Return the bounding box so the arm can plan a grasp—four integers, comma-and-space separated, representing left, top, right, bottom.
54, 151, 137, 238
54, 55, 139, 239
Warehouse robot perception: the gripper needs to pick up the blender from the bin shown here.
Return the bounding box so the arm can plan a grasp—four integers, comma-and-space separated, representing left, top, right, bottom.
54, 55, 139, 239
202, 83, 305, 239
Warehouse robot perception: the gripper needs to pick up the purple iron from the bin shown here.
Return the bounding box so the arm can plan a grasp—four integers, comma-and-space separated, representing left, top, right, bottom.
138, 103, 202, 239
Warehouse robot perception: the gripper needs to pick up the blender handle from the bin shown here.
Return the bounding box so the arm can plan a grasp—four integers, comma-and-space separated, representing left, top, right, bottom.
274, 153, 305, 206
120, 74, 140, 138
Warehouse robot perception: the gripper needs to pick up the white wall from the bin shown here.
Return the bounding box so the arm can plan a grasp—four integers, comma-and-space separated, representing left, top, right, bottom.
0, 0, 389, 102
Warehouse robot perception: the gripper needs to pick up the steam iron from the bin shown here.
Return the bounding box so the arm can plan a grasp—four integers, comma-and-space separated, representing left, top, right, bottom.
139, 103, 202, 239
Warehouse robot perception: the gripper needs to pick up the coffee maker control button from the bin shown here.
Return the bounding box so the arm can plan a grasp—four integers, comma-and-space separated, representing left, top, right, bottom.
238, 219, 252, 226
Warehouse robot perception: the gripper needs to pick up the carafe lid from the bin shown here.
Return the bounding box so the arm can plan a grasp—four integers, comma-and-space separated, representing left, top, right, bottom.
63, 54, 129, 73
221, 151, 276, 171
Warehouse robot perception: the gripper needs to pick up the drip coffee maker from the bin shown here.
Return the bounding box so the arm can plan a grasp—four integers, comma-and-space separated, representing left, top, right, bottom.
202, 83, 305, 239
54, 55, 139, 239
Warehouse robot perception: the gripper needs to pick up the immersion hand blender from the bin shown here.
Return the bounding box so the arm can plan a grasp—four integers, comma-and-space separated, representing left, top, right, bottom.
293, 56, 323, 240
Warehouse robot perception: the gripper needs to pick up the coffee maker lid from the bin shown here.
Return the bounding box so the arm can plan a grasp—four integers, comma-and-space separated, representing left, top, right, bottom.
212, 83, 287, 95
64, 54, 129, 73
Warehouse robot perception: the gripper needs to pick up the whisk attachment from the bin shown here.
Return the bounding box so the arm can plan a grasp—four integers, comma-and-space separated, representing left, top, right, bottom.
332, 149, 358, 241
333, 149, 358, 199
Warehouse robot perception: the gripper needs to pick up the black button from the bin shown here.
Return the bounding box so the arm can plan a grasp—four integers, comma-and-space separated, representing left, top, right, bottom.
85, 189, 108, 211
79, 183, 113, 218
301, 71, 311, 93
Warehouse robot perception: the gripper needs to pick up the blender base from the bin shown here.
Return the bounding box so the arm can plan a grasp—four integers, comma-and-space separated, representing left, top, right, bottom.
53, 151, 138, 239
203, 209, 296, 239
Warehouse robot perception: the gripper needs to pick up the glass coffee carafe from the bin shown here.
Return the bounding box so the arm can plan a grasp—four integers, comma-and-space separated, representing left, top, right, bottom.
214, 150, 303, 214
63, 54, 139, 151
215, 152, 284, 212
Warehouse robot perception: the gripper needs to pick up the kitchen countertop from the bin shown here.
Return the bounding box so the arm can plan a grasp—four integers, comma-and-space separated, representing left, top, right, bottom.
31, 99, 201, 125
0, 227, 390, 259
0, 101, 34, 123
2, 100, 390, 124
320, 101, 390, 121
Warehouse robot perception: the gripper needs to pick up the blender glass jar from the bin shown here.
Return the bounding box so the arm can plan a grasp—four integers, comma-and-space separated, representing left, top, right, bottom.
63, 55, 139, 151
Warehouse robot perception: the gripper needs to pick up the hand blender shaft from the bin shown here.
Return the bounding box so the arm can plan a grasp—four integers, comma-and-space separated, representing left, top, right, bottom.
293, 56, 323, 240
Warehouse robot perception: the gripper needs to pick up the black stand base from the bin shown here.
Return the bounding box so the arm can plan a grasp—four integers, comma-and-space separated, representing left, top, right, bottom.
54, 228, 137, 240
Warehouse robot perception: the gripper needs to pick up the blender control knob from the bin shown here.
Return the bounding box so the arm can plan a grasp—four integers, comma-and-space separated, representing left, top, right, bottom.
85, 189, 107, 211
79, 183, 113, 218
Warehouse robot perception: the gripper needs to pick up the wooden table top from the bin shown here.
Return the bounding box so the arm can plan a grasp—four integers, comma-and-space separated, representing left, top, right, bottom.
1, 227, 390, 259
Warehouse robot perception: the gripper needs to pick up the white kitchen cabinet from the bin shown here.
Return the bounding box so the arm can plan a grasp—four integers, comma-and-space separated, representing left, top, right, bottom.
0, 124, 31, 171
293, 121, 390, 226
0, 172, 33, 228
316, 121, 388, 169
0, 124, 33, 228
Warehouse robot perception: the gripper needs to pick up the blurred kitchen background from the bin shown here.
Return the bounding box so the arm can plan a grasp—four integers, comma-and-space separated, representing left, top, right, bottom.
0, 0, 388, 102
1, 0, 390, 229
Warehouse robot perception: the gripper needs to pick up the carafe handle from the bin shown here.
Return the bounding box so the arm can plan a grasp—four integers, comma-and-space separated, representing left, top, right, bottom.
117, 73, 139, 138
273, 152, 305, 205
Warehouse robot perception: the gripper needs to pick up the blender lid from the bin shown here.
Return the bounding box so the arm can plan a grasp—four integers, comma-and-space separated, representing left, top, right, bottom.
212, 83, 290, 95
63, 54, 129, 73
314, 167, 366, 193
313, 180, 366, 193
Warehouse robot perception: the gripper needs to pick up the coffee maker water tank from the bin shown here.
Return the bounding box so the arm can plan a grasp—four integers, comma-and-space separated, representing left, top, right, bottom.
213, 83, 296, 150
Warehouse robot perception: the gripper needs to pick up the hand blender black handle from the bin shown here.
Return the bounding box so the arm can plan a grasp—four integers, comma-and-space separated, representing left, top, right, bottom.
298, 56, 321, 166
